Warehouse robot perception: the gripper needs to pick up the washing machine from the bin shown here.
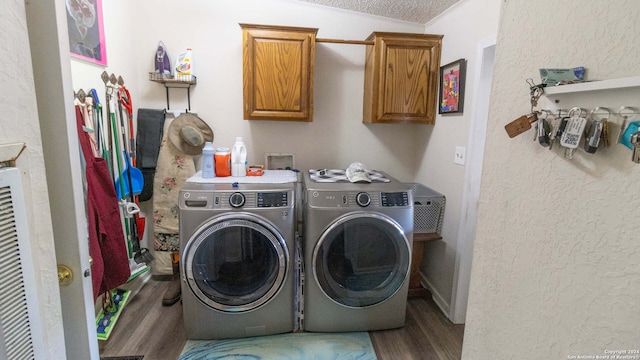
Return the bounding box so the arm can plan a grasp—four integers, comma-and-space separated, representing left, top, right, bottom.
179, 182, 296, 339
302, 169, 413, 332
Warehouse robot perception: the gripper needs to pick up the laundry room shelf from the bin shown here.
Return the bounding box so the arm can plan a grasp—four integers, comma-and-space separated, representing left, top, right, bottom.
149, 72, 197, 110
543, 76, 640, 95
414, 233, 442, 242
409, 233, 442, 298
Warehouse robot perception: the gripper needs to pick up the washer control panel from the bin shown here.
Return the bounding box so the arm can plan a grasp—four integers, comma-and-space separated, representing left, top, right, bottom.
381, 192, 409, 207
181, 189, 292, 210
257, 191, 288, 208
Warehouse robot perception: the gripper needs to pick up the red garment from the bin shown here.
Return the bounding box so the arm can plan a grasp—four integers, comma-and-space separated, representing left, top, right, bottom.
75, 106, 131, 300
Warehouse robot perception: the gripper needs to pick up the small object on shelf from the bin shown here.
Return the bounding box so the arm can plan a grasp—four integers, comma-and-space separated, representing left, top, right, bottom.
247, 165, 264, 176
539, 66, 585, 87
154, 41, 172, 78
175, 48, 195, 81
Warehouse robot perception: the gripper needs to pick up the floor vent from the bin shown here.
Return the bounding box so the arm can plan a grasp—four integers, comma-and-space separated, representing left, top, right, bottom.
0, 167, 44, 359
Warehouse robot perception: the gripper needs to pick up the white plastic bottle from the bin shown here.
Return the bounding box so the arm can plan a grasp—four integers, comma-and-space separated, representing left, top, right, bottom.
231, 137, 247, 177
175, 48, 194, 81
202, 142, 215, 178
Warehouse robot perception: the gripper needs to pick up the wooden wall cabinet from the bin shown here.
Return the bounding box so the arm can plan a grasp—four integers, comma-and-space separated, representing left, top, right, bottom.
363, 32, 443, 124
240, 23, 318, 122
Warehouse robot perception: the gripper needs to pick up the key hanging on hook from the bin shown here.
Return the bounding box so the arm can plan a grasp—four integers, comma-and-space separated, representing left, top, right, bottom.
504, 80, 543, 139
616, 106, 638, 144
583, 107, 609, 154
560, 107, 587, 160
526, 78, 545, 114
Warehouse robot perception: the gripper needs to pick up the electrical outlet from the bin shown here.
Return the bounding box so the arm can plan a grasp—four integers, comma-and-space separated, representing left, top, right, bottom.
454, 146, 466, 165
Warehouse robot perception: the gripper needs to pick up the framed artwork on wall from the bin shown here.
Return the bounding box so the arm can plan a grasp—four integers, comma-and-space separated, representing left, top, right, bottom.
66, 0, 107, 66
439, 58, 466, 114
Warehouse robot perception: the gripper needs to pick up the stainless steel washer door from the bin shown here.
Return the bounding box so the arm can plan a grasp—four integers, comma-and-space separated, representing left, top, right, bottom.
183, 213, 289, 312
312, 212, 411, 308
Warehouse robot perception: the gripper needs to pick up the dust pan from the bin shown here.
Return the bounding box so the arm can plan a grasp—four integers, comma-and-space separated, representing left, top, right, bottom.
116, 152, 143, 198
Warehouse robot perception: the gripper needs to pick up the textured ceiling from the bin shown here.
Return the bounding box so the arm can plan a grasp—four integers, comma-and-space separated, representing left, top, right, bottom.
294, 0, 460, 23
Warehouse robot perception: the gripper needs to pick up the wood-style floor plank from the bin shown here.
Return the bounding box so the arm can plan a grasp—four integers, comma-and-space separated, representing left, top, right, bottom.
99, 280, 463, 360
99, 279, 186, 359
370, 295, 464, 360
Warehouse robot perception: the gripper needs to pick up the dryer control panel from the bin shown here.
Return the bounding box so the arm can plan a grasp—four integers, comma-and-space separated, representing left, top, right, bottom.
307, 190, 410, 208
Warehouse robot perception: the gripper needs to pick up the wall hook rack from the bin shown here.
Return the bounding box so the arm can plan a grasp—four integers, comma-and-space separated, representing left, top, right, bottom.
149, 72, 197, 111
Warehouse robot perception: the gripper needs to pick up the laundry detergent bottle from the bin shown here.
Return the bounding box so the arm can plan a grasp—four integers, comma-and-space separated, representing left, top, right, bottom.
231, 137, 247, 177
202, 142, 215, 178
175, 48, 194, 81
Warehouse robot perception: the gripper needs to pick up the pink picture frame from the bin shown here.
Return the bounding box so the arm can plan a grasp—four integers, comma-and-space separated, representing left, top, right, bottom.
66, 0, 107, 66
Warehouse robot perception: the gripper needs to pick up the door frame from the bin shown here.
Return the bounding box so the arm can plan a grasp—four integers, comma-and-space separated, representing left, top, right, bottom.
449, 35, 496, 324
25, 1, 98, 358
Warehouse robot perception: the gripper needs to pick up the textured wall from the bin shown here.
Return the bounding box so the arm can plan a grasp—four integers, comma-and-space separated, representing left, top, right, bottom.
463, 1, 640, 359
0, 0, 65, 358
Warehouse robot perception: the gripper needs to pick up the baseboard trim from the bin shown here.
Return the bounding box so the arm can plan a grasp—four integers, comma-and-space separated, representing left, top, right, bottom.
419, 272, 452, 321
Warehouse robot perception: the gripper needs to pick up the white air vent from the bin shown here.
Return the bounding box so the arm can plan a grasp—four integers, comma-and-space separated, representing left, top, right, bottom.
0, 167, 44, 360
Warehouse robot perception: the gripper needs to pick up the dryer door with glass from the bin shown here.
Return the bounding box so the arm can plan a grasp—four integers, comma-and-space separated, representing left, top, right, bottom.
312, 212, 411, 308
182, 213, 289, 312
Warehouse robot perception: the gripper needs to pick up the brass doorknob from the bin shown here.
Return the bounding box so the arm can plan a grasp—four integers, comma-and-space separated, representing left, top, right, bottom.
58, 265, 73, 286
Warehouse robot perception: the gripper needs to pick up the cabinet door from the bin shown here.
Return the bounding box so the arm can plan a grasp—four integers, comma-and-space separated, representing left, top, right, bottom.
241, 24, 317, 122
364, 34, 443, 124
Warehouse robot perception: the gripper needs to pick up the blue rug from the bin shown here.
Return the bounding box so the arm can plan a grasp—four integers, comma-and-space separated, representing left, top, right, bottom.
178, 332, 377, 360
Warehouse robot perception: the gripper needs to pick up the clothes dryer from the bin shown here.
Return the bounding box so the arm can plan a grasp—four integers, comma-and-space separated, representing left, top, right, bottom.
302, 169, 413, 332
179, 182, 296, 339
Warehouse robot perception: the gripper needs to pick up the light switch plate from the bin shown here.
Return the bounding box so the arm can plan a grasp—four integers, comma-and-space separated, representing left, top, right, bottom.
454, 146, 466, 165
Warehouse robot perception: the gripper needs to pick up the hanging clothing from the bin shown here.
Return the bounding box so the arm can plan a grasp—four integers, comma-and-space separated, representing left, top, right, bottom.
75, 105, 131, 300
136, 108, 166, 202
153, 117, 195, 253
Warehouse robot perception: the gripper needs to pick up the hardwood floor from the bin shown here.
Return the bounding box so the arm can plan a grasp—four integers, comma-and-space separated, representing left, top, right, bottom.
99, 279, 464, 360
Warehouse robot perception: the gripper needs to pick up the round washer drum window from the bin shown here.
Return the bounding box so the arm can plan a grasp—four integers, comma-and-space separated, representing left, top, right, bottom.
313, 212, 411, 308
183, 215, 288, 312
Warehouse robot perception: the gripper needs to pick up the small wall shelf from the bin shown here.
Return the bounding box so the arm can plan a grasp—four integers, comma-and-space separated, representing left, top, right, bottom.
149, 73, 197, 110
543, 76, 640, 95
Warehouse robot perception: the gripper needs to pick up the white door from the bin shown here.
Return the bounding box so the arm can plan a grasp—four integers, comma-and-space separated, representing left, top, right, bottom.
25, 1, 98, 359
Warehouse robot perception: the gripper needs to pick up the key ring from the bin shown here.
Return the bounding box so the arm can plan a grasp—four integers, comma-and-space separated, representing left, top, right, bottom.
588, 107, 611, 121
537, 109, 550, 120
568, 107, 585, 119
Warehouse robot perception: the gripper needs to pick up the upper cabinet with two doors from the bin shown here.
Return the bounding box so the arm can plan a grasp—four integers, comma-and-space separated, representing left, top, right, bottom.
240, 24, 443, 124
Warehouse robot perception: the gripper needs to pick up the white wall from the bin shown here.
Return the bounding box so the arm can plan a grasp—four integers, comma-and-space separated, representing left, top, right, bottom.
463, 1, 640, 359
70, 0, 429, 180
1, 0, 66, 358
416, 0, 501, 318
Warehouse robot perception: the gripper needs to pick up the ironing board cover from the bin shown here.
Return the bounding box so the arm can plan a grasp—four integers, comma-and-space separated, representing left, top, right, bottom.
309, 169, 390, 183
153, 119, 196, 252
